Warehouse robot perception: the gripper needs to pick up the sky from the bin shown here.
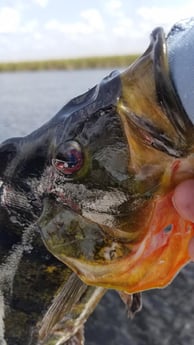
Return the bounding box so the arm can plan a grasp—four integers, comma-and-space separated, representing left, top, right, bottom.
1, 0, 194, 61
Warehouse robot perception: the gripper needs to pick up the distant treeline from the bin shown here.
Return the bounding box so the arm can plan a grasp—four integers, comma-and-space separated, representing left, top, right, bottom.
0, 55, 139, 72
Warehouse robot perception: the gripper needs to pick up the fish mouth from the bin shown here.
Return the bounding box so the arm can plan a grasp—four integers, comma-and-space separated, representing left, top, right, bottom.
118, 27, 193, 167
38, 196, 132, 263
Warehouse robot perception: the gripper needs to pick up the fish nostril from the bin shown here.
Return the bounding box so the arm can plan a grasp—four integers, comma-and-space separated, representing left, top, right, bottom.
0, 141, 18, 177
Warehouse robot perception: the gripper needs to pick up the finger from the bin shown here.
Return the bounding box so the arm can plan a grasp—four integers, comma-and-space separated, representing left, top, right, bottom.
172, 179, 194, 222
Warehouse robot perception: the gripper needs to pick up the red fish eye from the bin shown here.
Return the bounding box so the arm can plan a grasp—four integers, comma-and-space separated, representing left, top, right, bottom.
52, 141, 83, 176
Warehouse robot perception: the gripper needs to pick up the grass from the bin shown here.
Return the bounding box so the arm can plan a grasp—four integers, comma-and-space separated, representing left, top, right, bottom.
0, 55, 139, 72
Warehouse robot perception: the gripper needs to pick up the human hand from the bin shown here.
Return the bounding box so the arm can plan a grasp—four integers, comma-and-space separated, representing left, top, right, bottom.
172, 180, 194, 260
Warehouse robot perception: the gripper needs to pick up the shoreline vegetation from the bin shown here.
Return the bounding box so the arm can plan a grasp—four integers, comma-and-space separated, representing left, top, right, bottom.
0, 54, 139, 72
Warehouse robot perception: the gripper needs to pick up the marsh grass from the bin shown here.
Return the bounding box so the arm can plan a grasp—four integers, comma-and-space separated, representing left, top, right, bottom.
0, 55, 139, 72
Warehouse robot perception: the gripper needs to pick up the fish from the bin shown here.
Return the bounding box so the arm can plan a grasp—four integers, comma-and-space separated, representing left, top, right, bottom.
1, 21, 194, 344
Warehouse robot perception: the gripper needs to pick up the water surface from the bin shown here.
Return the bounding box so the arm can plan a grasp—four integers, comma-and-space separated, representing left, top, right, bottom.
0, 69, 113, 141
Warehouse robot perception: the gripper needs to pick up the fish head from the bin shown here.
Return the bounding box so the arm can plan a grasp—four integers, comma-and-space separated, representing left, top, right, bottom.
0, 69, 130, 221
1, 24, 194, 294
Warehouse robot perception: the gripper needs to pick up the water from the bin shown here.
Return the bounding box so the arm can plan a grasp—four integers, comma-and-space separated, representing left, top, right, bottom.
0, 69, 113, 141
1, 70, 194, 345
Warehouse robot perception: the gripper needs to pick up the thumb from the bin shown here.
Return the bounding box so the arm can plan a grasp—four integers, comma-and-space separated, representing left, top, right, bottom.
172, 179, 194, 222
172, 179, 194, 260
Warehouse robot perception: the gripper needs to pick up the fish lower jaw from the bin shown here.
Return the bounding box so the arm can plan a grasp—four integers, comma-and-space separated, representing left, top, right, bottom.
65, 244, 191, 294
61, 192, 194, 294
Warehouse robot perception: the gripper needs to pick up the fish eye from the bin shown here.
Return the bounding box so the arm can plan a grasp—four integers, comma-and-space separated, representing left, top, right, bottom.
52, 141, 83, 177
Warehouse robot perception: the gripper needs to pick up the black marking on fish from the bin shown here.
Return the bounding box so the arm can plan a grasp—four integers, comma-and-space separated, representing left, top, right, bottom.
163, 224, 173, 233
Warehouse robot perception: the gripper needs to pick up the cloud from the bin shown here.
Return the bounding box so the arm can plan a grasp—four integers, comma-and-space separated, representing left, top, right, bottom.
112, 17, 133, 37
137, 1, 194, 33
0, 7, 21, 33
104, 0, 124, 20
32, 0, 48, 8
0, 4, 39, 35
45, 19, 89, 36
80, 9, 105, 32
3, 0, 194, 61
45, 8, 105, 36
109, 0, 194, 50
105, 0, 122, 13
